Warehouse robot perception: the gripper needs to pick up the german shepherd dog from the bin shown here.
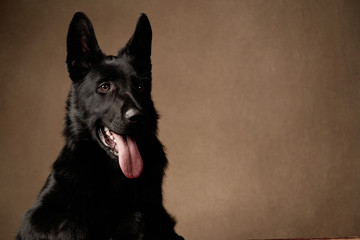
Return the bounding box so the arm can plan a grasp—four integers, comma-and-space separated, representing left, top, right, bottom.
17, 12, 184, 240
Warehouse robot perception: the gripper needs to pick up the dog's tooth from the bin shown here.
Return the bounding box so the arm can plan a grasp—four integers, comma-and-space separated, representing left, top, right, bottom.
105, 128, 111, 136
101, 134, 109, 147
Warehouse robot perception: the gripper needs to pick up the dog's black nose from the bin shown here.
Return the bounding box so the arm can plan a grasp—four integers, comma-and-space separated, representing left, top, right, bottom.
125, 108, 142, 123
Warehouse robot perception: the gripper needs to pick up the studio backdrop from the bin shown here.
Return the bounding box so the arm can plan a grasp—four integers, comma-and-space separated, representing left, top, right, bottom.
1, 1, 360, 239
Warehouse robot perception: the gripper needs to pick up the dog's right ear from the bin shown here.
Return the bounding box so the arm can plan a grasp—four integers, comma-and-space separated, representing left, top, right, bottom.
66, 12, 104, 81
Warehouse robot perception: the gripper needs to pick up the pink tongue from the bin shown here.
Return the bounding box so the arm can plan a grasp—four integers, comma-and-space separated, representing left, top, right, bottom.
112, 134, 143, 178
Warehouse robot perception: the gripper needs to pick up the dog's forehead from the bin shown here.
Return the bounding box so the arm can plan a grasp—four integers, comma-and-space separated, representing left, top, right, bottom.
99, 57, 136, 79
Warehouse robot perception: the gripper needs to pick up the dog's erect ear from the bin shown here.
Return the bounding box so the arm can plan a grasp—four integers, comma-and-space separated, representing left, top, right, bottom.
125, 13, 152, 57
66, 12, 104, 81
119, 13, 152, 74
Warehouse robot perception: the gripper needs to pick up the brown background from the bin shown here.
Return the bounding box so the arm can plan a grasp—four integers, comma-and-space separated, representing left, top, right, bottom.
1, 0, 360, 239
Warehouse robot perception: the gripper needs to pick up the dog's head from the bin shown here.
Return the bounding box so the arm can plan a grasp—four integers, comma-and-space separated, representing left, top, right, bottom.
64, 12, 157, 178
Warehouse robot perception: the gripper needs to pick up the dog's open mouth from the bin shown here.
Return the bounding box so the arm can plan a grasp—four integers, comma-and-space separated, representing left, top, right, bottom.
98, 127, 143, 178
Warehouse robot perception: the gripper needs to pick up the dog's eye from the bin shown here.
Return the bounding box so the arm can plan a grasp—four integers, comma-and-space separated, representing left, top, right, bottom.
99, 83, 111, 92
137, 86, 144, 93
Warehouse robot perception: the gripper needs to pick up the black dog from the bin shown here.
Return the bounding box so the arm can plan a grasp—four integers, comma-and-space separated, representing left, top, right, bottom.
17, 12, 184, 240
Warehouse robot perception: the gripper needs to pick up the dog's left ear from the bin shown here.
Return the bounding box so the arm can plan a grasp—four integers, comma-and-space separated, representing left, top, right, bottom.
119, 13, 152, 74
66, 12, 104, 81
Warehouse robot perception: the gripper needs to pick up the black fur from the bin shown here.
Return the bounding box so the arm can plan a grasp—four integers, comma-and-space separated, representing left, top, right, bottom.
17, 12, 184, 240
